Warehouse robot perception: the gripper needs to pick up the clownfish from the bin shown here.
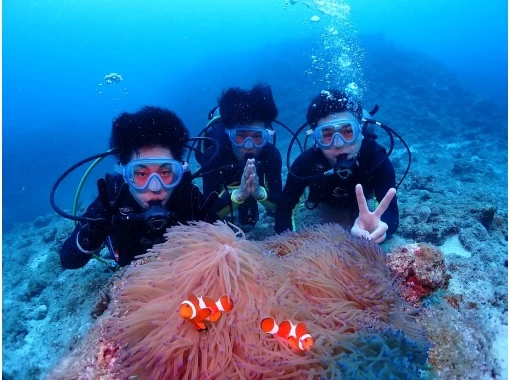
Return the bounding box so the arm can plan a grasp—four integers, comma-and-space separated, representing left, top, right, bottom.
179, 293, 212, 331
260, 317, 314, 351
179, 293, 235, 331
201, 295, 235, 322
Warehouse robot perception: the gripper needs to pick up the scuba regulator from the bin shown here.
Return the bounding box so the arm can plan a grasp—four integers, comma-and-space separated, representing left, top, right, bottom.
112, 200, 176, 233
332, 153, 358, 181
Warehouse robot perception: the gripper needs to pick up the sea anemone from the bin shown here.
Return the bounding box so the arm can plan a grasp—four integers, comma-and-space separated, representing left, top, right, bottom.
333, 326, 430, 379
102, 222, 429, 379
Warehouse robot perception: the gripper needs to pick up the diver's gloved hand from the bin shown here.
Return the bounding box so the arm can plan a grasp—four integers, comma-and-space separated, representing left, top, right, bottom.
351, 184, 396, 244
76, 222, 107, 253
77, 176, 128, 253
232, 159, 256, 203
250, 168, 267, 201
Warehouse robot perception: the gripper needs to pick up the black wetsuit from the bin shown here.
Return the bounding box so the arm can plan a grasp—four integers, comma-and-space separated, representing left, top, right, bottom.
60, 172, 215, 269
274, 138, 399, 234
199, 124, 282, 226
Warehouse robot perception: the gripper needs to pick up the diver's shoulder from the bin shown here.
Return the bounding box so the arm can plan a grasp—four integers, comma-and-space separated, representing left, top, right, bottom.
290, 148, 323, 173
178, 170, 194, 185
261, 143, 282, 159
296, 147, 322, 161
360, 138, 387, 156
359, 139, 393, 172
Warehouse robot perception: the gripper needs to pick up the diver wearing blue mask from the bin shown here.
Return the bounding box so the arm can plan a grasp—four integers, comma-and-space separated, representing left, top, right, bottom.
198, 84, 283, 227
275, 90, 399, 243
59, 107, 218, 269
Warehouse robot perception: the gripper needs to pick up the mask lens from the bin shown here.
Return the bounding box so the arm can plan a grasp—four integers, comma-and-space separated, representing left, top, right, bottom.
337, 123, 355, 142
124, 159, 183, 190
320, 127, 335, 145
251, 131, 264, 146
158, 163, 175, 185
315, 120, 359, 147
132, 165, 151, 187
233, 130, 246, 145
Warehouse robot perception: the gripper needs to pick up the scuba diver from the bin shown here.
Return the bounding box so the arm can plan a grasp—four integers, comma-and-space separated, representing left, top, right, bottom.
58, 106, 218, 269
274, 89, 399, 243
197, 84, 283, 227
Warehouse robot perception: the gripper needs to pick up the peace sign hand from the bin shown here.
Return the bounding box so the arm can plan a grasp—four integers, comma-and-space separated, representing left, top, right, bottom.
350, 184, 396, 244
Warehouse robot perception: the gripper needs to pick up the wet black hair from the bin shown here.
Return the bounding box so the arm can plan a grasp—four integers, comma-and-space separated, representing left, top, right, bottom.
306, 89, 363, 129
218, 83, 278, 129
109, 106, 189, 164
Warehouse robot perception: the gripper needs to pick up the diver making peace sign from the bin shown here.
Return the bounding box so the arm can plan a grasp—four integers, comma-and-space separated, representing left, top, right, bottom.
275, 89, 402, 243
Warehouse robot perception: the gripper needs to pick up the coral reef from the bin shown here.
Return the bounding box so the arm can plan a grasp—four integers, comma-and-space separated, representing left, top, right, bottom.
418, 300, 502, 379
2, 216, 112, 379
387, 243, 450, 304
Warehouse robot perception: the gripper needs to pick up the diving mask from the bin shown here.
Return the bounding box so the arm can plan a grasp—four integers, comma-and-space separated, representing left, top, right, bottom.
313, 119, 361, 149
226, 126, 273, 149
122, 157, 184, 192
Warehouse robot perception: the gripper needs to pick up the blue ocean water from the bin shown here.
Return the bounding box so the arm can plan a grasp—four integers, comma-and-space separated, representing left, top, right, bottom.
2, 0, 507, 230
2, 2, 509, 378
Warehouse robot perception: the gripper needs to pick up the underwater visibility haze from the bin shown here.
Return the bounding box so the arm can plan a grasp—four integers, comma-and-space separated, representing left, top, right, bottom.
2, 0, 508, 379
2, 0, 507, 229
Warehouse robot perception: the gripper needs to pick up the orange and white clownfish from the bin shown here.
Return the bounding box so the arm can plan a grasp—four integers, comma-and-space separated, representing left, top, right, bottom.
260, 317, 314, 351
179, 294, 234, 331
179, 293, 212, 331
201, 295, 234, 322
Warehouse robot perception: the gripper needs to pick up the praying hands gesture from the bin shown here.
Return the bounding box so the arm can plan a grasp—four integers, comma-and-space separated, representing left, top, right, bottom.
351, 184, 396, 244
232, 159, 266, 203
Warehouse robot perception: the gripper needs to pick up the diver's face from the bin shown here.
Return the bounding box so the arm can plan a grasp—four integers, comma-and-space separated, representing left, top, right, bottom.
128, 146, 174, 208
316, 112, 362, 167
232, 121, 266, 160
